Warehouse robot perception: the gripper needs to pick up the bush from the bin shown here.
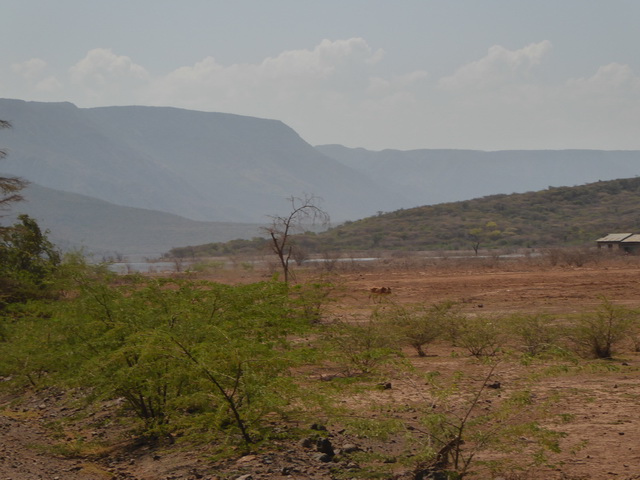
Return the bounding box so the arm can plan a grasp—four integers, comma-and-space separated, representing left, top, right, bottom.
508, 314, 560, 357
289, 280, 337, 324
1, 275, 315, 447
328, 313, 401, 375
0, 215, 61, 307
455, 315, 506, 357
382, 301, 459, 357
567, 298, 638, 358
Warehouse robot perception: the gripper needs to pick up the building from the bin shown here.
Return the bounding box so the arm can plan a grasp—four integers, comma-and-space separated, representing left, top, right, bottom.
596, 233, 640, 253
620, 234, 640, 254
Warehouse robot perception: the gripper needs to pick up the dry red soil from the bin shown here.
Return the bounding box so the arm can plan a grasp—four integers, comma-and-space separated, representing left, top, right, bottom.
3, 259, 640, 480
336, 262, 640, 479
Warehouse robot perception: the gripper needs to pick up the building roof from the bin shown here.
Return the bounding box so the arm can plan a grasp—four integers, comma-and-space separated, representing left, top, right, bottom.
596, 233, 633, 242
621, 234, 640, 243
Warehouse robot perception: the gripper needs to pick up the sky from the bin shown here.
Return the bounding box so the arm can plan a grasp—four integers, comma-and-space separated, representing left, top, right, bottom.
2, 0, 640, 151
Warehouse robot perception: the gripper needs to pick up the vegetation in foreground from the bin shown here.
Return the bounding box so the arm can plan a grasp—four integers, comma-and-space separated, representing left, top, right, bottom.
3, 232, 640, 479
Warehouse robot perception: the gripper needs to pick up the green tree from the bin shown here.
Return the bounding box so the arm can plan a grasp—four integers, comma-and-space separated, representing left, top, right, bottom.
468, 221, 502, 255
0, 120, 27, 213
0, 214, 61, 306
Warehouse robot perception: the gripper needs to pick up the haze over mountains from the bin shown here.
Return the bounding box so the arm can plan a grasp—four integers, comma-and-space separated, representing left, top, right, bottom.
316, 145, 640, 208
8, 183, 262, 257
2, 98, 640, 255
0, 99, 407, 224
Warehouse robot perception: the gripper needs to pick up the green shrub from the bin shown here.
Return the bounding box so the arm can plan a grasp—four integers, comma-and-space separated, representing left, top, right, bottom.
567, 298, 638, 358
0, 215, 61, 307
455, 315, 506, 357
508, 313, 560, 356
381, 301, 459, 357
1, 274, 316, 448
289, 280, 337, 324
328, 314, 401, 375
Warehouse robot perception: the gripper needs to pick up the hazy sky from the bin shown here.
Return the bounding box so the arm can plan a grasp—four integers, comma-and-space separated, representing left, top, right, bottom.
2, 1, 639, 151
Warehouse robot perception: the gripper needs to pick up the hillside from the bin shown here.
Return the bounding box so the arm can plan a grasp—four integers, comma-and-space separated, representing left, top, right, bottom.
0, 99, 406, 223
169, 177, 640, 256
5, 183, 262, 257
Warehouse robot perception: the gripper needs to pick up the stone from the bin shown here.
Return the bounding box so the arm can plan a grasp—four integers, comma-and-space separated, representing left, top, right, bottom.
315, 453, 333, 463
341, 443, 359, 454
316, 438, 335, 456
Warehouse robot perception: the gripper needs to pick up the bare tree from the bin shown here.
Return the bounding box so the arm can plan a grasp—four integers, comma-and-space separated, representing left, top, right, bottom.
263, 195, 329, 283
1, 121, 28, 213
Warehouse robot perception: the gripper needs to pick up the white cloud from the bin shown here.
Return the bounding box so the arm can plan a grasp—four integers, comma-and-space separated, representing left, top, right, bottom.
260, 37, 383, 79
143, 38, 385, 113
66, 48, 150, 104
69, 48, 149, 87
366, 71, 429, 95
5, 38, 639, 150
11, 58, 48, 81
567, 63, 640, 93
439, 40, 552, 90
35, 76, 63, 92
10, 58, 62, 94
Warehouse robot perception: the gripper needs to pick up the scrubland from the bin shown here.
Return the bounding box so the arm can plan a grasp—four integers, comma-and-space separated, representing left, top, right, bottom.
2, 248, 640, 480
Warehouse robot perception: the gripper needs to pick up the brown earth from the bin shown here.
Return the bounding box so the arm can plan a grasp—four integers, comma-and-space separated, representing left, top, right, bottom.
3, 256, 640, 480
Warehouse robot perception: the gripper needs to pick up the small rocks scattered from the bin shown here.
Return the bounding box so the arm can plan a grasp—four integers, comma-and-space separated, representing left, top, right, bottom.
340, 443, 359, 454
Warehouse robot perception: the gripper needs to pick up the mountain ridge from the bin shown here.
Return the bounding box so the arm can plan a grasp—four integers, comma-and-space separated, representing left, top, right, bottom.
0, 99, 407, 223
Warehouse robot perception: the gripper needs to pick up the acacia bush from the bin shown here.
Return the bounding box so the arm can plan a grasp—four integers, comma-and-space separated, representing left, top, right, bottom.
566, 298, 638, 358
381, 301, 460, 357
327, 313, 401, 375
288, 280, 337, 324
454, 315, 506, 358
1, 273, 318, 447
507, 313, 561, 357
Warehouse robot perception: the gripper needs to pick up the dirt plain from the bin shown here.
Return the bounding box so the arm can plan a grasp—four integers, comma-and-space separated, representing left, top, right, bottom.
2, 253, 640, 480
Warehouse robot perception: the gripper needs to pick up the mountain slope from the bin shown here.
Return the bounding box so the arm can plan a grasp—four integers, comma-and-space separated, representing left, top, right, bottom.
311, 176, 640, 251
4, 183, 262, 256
316, 144, 640, 208
172, 176, 640, 256
0, 99, 407, 223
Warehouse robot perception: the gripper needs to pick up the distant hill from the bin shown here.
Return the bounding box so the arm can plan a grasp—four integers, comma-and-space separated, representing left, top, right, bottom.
0, 99, 407, 223
311, 177, 640, 251
5, 98, 640, 257
4, 183, 262, 257
169, 177, 640, 256
316, 144, 640, 209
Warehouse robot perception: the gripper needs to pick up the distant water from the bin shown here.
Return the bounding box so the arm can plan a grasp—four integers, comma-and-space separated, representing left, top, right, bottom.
108, 261, 185, 274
